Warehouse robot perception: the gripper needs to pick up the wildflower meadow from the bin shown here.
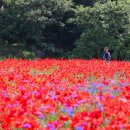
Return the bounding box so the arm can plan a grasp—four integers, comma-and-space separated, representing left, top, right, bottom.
0, 59, 130, 130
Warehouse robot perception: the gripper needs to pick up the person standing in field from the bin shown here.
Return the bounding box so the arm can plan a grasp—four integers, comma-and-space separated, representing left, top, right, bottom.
103, 47, 111, 61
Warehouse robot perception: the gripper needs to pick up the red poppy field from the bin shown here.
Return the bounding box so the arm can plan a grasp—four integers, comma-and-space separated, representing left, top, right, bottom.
0, 59, 130, 130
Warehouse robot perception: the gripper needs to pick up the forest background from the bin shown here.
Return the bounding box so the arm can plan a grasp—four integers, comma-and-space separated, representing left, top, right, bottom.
0, 0, 130, 60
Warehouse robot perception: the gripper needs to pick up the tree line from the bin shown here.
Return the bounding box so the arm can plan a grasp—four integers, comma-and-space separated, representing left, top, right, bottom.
0, 0, 130, 60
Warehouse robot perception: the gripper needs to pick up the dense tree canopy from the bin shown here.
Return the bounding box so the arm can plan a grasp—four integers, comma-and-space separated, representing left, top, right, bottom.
0, 0, 130, 60
73, 1, 130, 60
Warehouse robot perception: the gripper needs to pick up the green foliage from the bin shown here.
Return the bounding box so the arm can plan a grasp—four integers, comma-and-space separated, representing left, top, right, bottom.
0, 43, 36, 59
0, 0, 130, 60
73, 1, 130, 60
0, 0, 74, 57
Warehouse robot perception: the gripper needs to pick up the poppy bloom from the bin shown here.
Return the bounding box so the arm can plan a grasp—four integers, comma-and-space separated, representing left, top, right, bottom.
0, 59, 130, 129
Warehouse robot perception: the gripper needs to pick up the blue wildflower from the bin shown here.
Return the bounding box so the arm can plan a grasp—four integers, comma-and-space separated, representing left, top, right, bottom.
49, 90, 53, 94
61, 108, 66, 113
23, 123, 31, 129
66, 107, 74, 117
31, 90, 38, 95
62, 107, 74, 116
2, 91, 9, 98
110, 95, 115, 98
75, 126, 83, 130
14, 103, 20, 107
97, 102, 104, 112
39, 114, 44, 119
47, 124, 55, 130
92, 82, 98, 87
59, 88, 64, 91
52, 95, 58, 99
50, 111, 56, 115
77, 99, 86, 104
72, 94, 78, 98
